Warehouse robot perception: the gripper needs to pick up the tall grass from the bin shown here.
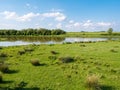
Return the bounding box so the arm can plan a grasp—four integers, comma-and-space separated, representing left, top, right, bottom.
85, 74, 101, 90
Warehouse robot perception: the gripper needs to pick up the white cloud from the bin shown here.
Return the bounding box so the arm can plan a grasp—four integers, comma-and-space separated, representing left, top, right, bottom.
2, 11, 18, 19
26, 3, 30, 7
18, 12, 40, 21
74, 22, 81, 27
56, 23, 62, 28
65, 22, 81, 28
0, 11, 114, 31
42, 12, 66, 21
83, 20, 93, 27
97, 22, 111, 27
48, 23, 53, 26
69, 20, 74, 23
1, 11, 66, 22
50, 8, 63, 12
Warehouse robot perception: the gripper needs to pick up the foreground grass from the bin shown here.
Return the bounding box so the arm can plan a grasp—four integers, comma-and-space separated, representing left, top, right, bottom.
0, 41, 120, 90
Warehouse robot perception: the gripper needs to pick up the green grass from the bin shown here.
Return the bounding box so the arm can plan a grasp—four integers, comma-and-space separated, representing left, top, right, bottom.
0, 41, 120, 90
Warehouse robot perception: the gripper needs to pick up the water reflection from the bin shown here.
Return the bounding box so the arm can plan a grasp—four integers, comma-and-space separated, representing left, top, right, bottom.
0, 36, 119, 46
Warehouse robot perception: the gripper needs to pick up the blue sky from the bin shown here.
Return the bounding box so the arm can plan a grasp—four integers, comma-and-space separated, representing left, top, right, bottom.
0, 0, 120, 32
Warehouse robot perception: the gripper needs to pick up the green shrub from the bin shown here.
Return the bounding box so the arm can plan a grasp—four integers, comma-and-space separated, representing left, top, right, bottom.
18, 50, 25, 55
85, 74, 101, 90
24, 47, 34, 52
59, 57, 74, 63
0, 64, 9, 73
0, 53, 7, 57
48, 56, 57, 60
0, 47, 2, 49
110, 49, 117, 53
51, 51, 58, 54
0, 74, 2, 83
30, 59, 40, 66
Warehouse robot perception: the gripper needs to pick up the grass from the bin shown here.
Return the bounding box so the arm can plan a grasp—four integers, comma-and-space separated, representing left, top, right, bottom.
30, 59, 40, 66
0, 40, 120, 89
0, 74, 2, 83
85, 74, 100, 90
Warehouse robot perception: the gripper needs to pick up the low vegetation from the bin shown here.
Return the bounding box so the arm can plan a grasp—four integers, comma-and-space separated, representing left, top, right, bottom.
59, 56, 74, 63
0, 41, 120, 89
0, 63, 9, 73
86, 74, 100, 90
0, 28, 66, 35
0, 74, 2, 83
30, 59, 40, 66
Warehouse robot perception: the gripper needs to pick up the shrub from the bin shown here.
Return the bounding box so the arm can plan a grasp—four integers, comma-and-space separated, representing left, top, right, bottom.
24, 47, 34, 52
30, 59, 40, 66
18, 50, 25, 55
0, 47, 2, 49
51, 51, 58, 54
110, 49, 117, 53
80, 44, 86, 47
85, 74, 101, 90
0, 53, 7, 57
59, 57, 74, 63
48, 56, 57, 60
0, 64, 9, 73
63, 42, 72, 44
0, 74, 2, 83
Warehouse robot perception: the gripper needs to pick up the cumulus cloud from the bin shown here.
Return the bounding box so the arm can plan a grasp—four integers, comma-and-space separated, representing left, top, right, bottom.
0, 11, 66, 22
42, 12, 66, 21
66, 21, 81, 28
82, 20, 93, 27
69, 20, 74, 23
0, 10, 113, 31
1, 11, 18, 19
56, 23, 62, 28
65, 20, 112, 31
97, 22, 111, 27
26, 3, 30, 7
18, 12, 40, 21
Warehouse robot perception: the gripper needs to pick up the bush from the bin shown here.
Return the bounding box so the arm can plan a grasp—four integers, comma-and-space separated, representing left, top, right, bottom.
48, 56, 57, 60
30, 59, 40, 66
0, 53, 7, 57
85, 74, 101, 90
0, 47, 2, 49
59, 57, 74, 63
0, 64, 9, 73
0, 74, 2, 83
18, 50, 25, 55
110, 49, 117, 53
24, 47, 34, 52
51, 51, 58, 54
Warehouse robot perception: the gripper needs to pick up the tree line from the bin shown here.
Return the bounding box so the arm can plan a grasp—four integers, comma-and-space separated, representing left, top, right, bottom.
0, 28, 66, 35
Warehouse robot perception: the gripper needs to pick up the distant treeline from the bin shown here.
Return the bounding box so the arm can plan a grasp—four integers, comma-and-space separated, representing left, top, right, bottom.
0, 28, 66, 35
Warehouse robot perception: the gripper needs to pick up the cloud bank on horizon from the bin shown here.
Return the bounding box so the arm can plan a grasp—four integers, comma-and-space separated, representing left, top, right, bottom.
0, 0, 119, 32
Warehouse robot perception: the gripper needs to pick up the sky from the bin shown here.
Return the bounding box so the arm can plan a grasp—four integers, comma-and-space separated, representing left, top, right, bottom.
0, 0, 120, 32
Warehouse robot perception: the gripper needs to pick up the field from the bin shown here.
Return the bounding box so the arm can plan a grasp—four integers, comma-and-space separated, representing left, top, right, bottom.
0, 40, 120, 90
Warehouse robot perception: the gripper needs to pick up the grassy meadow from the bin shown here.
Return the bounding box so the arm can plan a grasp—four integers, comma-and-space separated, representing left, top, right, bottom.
0, 40, 120, 90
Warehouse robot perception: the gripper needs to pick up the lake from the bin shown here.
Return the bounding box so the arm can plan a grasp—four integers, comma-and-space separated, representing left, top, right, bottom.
0, 37, 119, 46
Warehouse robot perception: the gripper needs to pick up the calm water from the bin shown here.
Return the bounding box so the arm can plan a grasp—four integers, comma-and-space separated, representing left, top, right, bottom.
0, 37, 118, 46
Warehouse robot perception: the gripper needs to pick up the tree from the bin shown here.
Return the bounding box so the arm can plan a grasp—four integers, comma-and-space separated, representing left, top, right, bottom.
107, 28, 113, 35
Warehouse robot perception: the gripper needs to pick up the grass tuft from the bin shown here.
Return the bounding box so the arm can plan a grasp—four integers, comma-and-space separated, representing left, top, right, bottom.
85, 74, 101, 90
51, 51, 58, 54
18, 50, 25, 55
30, 59, 40, 66
48, 56, 57, 60
59, 56, 74, 63
0, 53, 7, 57
0, 74, 3, 83
0, 63, 9, 73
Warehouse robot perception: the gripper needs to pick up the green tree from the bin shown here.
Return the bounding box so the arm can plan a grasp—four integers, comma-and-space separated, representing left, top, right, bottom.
107, 28, 113, 35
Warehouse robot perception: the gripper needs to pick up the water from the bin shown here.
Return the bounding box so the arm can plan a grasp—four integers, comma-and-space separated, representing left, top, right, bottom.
0, 37, 118, 46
